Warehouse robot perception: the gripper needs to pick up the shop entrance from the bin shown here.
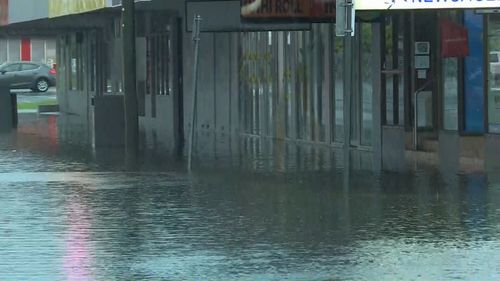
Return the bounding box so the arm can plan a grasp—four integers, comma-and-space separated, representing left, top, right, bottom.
144, 14, 184, 148
349, 22, 374, 148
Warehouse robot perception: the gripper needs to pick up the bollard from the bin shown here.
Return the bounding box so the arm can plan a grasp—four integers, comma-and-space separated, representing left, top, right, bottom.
0, 85, 15, 132
11, 93, 17, 128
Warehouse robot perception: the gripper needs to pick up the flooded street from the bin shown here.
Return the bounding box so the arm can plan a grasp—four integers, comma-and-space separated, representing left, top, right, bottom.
0, 114, 499, 281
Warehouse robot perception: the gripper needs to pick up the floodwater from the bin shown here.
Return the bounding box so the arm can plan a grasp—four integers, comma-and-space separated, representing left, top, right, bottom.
0, 114, 499, 281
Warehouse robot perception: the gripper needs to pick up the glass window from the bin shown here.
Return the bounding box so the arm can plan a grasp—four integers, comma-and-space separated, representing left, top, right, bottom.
334, 33, 344, 143
487, 15, 500, 133
46, 40, 56, 67
0, 39, 7, 64
70, 58, 78, 90
297, 30, 309, 140
21, 63, 39, 71
8, 39, 20, 62
239, 32, 255, 134
361, 23, 373, 146
69, 33, 84, 91
383, 15, 405, 127
239, 23, 339, 143
3, 64, 20, 72
397, 21, 405, 127
384, 17, 395, 125
315, 24, 330, 142
441, 12, 461, 131
31, 39, 46, 64
240, 31, 278, 136
284, 31, 297, 139
89, 35, 97, 92
443, 58, 459, 130
147, 34, 170, 96
56, 36, 66, 91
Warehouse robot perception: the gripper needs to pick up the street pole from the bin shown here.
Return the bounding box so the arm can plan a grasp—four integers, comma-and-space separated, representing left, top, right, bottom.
122, 0, 139, 164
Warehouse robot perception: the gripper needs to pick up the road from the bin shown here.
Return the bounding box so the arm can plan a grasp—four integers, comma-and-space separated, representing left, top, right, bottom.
13, 87, 57, 105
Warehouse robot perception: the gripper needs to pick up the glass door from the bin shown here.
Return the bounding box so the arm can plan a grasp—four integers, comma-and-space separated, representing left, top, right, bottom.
440, 11, 462, 132
487, 14, 500, 134
350, 23, 374, 148
382, 15, 406, 127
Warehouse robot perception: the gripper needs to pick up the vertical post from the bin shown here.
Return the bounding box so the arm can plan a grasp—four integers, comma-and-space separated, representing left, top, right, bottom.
414, 91, 418, 151
122, 0, 139, 163
344, 36, 352, 148
188, 15, 202, 171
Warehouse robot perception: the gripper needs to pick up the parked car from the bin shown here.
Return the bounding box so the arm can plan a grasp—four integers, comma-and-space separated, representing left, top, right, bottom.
0, 61, 56, 92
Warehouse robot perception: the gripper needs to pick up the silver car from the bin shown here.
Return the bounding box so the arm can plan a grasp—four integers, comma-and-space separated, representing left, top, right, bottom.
0, 61, 56, 92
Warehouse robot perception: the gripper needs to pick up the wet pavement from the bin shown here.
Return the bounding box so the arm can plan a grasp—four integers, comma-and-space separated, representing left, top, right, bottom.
13, 88, 57, 103
0, 113, 499, 280
13, 88, 58, 113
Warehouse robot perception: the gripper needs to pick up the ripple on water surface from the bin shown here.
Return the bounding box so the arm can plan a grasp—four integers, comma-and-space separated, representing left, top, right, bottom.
0, 116, 499, 280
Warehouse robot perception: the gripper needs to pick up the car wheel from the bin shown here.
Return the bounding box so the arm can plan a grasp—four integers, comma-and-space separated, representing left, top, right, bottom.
36, 78, 49, 92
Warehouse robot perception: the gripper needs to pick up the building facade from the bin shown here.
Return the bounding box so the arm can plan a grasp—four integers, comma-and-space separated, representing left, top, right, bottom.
0, 37, 56, 65
2, 0, 500, 171
0, 0, 56, 66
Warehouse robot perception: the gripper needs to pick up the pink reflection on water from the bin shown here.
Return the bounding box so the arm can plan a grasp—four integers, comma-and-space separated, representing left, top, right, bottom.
62, 197, 93, 281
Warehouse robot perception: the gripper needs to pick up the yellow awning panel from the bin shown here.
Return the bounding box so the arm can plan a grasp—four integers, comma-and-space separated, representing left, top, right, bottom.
49, 0, 107, 18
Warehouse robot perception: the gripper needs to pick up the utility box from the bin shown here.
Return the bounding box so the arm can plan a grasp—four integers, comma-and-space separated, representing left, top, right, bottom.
0, 84, 17, 132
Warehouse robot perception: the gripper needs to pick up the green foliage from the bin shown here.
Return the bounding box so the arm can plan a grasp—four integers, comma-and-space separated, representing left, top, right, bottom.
17, 99, 58, 110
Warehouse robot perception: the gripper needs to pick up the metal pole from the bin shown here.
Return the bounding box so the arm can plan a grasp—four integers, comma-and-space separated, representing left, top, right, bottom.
122, 0, 139, 163
188, 15, 202, 171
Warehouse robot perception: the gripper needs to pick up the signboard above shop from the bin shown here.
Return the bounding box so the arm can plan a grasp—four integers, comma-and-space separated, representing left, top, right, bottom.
49, 0, 107, 18
241, 0, 336, 21
356, 0, 500, 10
49, 0, 151, 18
187, 0, 311, 32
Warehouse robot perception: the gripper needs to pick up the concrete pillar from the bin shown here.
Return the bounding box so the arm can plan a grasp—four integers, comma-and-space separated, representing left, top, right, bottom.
122, 0, 139, 162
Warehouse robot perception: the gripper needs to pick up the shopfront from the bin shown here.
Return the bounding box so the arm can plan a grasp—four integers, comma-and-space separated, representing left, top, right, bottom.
486, 13, 500, 134
240, 0, 500, 166
356, 0, 500, 165
182, 0, 500, 169
240, 0, 381, 152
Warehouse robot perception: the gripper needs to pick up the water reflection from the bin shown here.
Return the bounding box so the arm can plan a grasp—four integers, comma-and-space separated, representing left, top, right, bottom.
0, 114, 498, 280
63, 196, 93, 281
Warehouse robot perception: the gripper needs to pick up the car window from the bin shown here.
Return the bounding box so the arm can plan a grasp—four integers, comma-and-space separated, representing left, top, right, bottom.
21, 63, 39, 71
2, 64, 20, 72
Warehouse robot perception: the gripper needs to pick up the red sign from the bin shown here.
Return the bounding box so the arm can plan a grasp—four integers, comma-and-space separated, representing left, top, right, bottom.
241, 0, 336, 21
0, 0, 8, 26
440, 18, 469, 58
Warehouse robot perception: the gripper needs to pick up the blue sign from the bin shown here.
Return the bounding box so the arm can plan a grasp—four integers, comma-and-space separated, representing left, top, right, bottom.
464, 11, 485, 134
